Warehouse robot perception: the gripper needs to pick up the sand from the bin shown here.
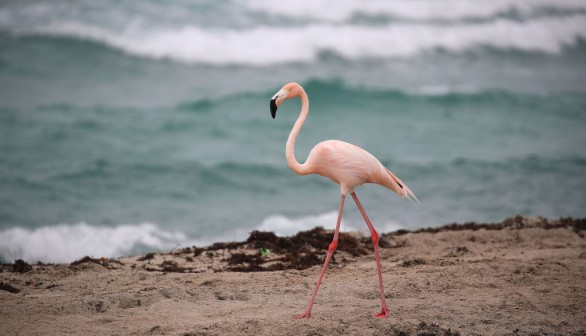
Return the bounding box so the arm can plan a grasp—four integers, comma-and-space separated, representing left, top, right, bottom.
1, 216, 585, 336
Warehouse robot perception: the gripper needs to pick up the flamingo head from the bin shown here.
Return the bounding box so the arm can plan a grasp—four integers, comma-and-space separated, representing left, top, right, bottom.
270, 82, 301, 119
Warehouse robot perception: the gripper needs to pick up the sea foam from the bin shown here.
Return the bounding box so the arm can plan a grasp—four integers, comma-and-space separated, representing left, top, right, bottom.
0, 212, 404, 263
3, 15, 586, 65
0, 223, 193, 263
258, 211, 404, 237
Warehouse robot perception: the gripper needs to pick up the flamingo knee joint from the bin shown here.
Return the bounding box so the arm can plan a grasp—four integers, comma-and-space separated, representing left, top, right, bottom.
328, 240, 338, 252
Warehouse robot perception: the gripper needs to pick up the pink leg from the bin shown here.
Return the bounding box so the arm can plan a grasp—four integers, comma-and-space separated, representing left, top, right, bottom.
350, 192, 389, 318
294, 195, 345, 319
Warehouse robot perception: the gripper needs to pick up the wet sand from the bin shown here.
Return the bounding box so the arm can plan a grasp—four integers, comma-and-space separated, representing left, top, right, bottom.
1, 216, 585, 335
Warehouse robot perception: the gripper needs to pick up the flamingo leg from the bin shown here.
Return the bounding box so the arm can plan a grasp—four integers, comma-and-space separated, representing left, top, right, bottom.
294, 195, 345, 319
350, 192, 389, 318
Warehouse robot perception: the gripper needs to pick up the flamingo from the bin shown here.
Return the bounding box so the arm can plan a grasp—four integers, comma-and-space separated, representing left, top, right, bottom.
269, 82, 418, 319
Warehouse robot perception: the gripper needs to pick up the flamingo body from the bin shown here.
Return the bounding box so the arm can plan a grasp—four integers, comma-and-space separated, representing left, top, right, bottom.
304, 140, 405, 196
270, 82, 417, 319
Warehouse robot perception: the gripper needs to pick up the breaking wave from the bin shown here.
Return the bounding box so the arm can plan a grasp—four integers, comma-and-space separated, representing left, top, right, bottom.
1, 2, 585, 65
0, 223, 192, 263
258, 211, 404, 237
0, 211, 406, 263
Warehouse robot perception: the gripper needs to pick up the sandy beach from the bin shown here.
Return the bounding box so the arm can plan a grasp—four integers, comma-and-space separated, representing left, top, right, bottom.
1, 216, 585, 336
2, 2, 586, 335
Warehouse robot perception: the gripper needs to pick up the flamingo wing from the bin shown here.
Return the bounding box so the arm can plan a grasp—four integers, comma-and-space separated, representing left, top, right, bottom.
304, 140, 415, 201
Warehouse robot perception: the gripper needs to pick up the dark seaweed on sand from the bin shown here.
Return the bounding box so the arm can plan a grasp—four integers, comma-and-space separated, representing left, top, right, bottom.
70, 256, 103, 266
246, 227, 370, 257
152, 227, 372, 272
224, 227, 371, 272
0, 259, 33, 273
137, 253, 156, 261
224, 216, 586, 272
69, 256, 123, 269
160, 260, 185, 273
0, 281, 20, 293
389, 215, 586, 237
133, 216, 585, 273
13, 259, 32, 273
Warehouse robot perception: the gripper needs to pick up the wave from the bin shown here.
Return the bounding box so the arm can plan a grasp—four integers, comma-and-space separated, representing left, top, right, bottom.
258, 211, 404, 237
176, 77, 586, 107
2, 15, 586, 65
0, 154, 586, 262
11, 78, 582, 118
48, 160, 288, 189
0, 211, 405, 263
244, 0, 586, 23
0, 222, 193, 263
3, 0, 585, 29
448, 155, 586, 173
255, 79, 586, 113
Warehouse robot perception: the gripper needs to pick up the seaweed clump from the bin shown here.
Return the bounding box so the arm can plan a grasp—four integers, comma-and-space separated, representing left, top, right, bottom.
388, 215, 586, 237
0, 281, 20, 293
160, 260, 185, 273
13, 259, 32, 273
226, 227, 370, 272
69, 256, 123, 269
137, 253, 156, 261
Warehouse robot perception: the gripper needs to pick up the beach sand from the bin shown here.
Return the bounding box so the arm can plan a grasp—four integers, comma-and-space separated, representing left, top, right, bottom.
1, 216, 585, 336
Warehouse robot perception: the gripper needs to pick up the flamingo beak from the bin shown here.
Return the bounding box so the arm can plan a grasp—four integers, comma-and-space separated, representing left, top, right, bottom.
270, 98, 278, 119
270, 89, 287, 119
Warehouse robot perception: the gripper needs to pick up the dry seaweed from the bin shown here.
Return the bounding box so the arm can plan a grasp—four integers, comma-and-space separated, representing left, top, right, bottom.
160, 260, 185, 273
0, 281, 20, 293
387, 215, 586, 238
401, 258, 426, 267
12, 259, 32, 273
225, 227, 370, 272
137, 253, 156, 261
69, 256, 122, 269
133, 216, 586, 273
70, 256, 104, 267
226, 253, 263, 266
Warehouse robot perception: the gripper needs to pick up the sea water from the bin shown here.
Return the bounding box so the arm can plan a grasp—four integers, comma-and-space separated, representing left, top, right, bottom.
1, 0, 585, 262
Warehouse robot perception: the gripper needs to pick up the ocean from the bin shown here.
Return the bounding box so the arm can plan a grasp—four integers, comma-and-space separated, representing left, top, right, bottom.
1, 0, 585, 263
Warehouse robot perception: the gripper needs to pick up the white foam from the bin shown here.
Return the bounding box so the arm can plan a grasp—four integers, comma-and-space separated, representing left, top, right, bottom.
0, 222, 195, 263
258, 211, 404, 237
0, 213, 406, 263
1, 0, 585, 66
9, 15, 584, 65
258, 211, 345, 236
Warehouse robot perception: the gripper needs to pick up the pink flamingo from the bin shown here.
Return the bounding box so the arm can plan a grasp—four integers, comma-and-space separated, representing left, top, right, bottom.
270, 82, 418, 319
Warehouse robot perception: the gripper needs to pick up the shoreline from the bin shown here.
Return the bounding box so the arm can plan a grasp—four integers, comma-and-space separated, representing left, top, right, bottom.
1, 215, 585, 335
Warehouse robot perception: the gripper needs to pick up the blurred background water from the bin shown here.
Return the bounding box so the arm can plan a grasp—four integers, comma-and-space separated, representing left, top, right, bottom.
1, 0, 585, 262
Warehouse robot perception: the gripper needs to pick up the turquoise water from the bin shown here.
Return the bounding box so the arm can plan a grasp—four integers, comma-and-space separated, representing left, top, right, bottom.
1, 0, 586, 262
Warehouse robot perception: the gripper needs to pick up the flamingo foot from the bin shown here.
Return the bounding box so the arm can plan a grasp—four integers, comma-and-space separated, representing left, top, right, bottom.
372, 307, 389, 318
294, 311, 311, 319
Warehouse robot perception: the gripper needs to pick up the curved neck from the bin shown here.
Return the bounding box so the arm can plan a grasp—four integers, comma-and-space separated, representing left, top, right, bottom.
286, 88, 309, 175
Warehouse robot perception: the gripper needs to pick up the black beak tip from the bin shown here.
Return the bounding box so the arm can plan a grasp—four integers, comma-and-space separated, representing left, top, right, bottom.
270, 99, 277, 119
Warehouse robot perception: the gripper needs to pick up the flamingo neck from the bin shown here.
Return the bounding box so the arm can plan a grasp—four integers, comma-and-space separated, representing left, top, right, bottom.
286, 88, 309, 175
